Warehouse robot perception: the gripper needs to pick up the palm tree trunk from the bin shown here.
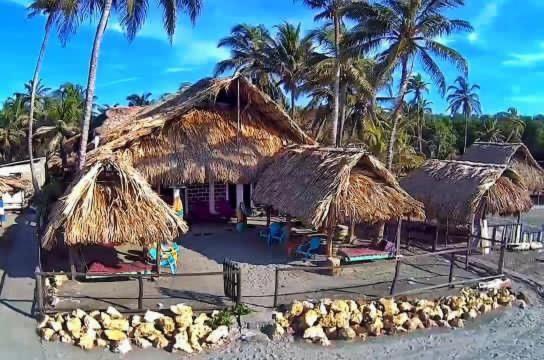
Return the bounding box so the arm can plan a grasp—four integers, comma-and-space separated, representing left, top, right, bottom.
463, 113, 469, 154
417, 105, 423, 154
386, 59, 410, 170
337, 81, 348, 146
78, 0, 113, 170
331, 13, 341, 147
290, 88, 296, 121
28, 15, 54, 193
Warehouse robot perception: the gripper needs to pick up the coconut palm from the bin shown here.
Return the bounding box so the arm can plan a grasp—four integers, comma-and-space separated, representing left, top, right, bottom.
126, 92, 153, 107
345, 0, 471, 169
0, 95, 27, 161
300, 0, 351, 146
447, 76, 481, 153
498, 107, 525, 143
407, 74, 430, 153
26, 0, 79, 191
78, 0, 203, 170
268, 22, 317, 120
477, 118, 504, 143
215, 24, 284, 101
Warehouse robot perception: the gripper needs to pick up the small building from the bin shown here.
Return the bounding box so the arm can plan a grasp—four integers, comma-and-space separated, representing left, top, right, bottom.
91, 76, 314, 221
401, 160, 533, 250
253, 146, 425, 256
459, 142, 544, 195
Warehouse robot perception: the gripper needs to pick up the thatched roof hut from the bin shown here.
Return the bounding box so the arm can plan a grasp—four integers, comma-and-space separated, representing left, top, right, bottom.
253, 146, 425, 230
459, 142, 544, 193
91, 76, 314, 187
42, 153, 188, 250
401, 160, 533, 224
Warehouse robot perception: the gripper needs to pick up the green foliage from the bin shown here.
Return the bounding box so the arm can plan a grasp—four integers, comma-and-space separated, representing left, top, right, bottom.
206, 304, 254, 328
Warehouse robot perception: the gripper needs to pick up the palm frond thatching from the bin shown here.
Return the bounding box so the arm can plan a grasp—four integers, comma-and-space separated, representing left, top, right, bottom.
0, 175, 31, 194
401, 160, 533, 224
459, 142, 544, 193
41, 153, 188, 250
253, 146, 425, 230
91, 76, 315, 186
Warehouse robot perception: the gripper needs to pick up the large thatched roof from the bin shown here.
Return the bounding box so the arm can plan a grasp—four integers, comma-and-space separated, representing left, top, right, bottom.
401, 160, 533, 223
90, 76, 314, 186
42, 152, 188, 250
253, 146, 425, 230
459, 142, 544, 192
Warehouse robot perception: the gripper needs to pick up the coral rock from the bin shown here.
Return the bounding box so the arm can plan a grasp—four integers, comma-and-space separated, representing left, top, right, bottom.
39, 328, 55, 341
173, 330, 193, 353
106, 306, 123, 319
170, 304, 193, 317
84, 315, 101, 331
380, 298, 399, 316
303, 309, 320, 328
157, 317, 176, 334
107, 319, 130, 332
334, 311, 350, 329
303, 326, 328, 343
134, 336, 153, 349
144, 310, 164, 323
104, 329, 127, 341
206, 325, 229, 344
337, 327, 356, 340
66, 317, 82, 338
330, 300, 350, 314
193, 313, 210, 325
78, 331, 96, 350
290, 301, 304, 317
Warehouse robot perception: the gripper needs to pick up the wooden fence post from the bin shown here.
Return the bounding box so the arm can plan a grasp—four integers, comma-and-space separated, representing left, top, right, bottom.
273, 267, 279, 308
36, 272, 44, 317
390, 260, 401, 296
137, 275, 144, 310
448, 252, 455, 287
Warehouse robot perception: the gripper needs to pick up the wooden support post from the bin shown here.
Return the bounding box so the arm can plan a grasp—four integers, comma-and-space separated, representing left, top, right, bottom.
236, 267, 242, 306
498, 235, 506, 275
390, 260, 401, 296
348, 218, 356, 243
395, 218, 402, 256
137, 275, 144, 310
448, 252, 455, 287
266, 206, 271, 227
433, 222, 439, 252
68, 247, 77, 280
445, 218, 449, 248
273, 267, 279, 308
155, 243, 161, 278
36, 273, 44, 317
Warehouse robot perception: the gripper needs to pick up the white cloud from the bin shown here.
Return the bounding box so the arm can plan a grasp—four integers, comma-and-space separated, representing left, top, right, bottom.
467, 0, 506, 44
98, 77, 139, 88
467, 32, 479, 43
503, 43, 544, 67
509, 94, 544, 104
164, 67, 193, 73
179, 41, 230, 65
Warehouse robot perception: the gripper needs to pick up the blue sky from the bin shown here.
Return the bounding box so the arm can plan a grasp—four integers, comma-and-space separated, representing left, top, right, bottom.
1, 0, 544, 115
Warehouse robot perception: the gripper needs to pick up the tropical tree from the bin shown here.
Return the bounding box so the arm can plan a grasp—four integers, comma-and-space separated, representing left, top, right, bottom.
269, 22, 316, 120
300, 0, 351, 146
407, 73, 430, 153
26, 0, 77, 191
498, 107, 525, 143
477, 118, 504, 143
446, 76, 481, 153
126, 92, 153, 107
346, 0, 471, 169
0, 96, 27, 161
78, 0, 203, 170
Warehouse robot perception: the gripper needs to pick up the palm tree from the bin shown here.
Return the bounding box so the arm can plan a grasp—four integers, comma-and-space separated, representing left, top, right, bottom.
26, 0, 76, 192
498, 107, 525, 143
126, 93, 153, 107
269, 22, 316, 121
300, 0, 350, 146
447, 76, 481, 153
477, 118, 504, 143
215, 24, 283, 100
346, 0, 471, 169
407, 74, 430, 153
78, 0, 203, 170
0, 96, 27, 161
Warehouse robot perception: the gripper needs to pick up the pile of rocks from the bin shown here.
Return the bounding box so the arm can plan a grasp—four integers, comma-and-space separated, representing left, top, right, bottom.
44, 275, 69, 307
37, 305, 231, 354
270, 287, 524, 346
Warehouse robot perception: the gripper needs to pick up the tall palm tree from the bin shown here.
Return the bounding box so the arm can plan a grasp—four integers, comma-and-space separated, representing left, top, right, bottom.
346, 0, 471, 169
0, 96, 27, 161
126, 92, 153, 107
477, 118, 504, 143
407, 74, 430, 153
215, 24, 284, 101
78, 0, 203, 170
269, 22, 316, 121
26, 0, 76, 191
446, 76, 481, 153
300, 0, 351, 146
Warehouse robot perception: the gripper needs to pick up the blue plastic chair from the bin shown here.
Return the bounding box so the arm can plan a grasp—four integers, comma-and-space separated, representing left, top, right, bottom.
296, 237, 322, 259
259, 223, 286, 246
148, 245, 178, 273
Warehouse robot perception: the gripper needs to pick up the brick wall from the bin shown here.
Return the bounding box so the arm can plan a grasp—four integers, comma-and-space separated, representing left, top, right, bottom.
187, 183, 227, 203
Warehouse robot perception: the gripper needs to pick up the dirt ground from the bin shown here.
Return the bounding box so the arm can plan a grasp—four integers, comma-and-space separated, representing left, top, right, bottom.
1, 210, 543, 359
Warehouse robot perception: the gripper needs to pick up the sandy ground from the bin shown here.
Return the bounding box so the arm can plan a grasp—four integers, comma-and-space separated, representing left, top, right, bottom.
1, 211, 543, 359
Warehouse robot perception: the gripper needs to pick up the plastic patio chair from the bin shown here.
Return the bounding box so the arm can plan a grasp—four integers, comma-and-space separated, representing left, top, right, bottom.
148, 244, 178, 273
259, 223, 286, 246
296, 237, 322, 259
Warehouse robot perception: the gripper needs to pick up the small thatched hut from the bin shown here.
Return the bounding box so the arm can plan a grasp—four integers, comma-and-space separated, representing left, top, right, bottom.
459, 142, 544, 194
42, 153, 188, 251
91, 76, 314, 221
401, 160, 533, 226
253, 146, 425, 255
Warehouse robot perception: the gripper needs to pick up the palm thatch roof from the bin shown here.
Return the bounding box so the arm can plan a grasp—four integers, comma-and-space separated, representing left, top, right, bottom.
459, 142, 544, 193
42, 152, 188, 250
0, 175, 31, 194
90, 76, 314, 186
253, 146, 425, 230
401, 160, 533, 224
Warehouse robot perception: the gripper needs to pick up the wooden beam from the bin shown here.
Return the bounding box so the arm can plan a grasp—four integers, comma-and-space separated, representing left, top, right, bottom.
395, 218, 402, 257
266, 206, 271, 227
155, 243, 161, 277
68, 247, 77, 280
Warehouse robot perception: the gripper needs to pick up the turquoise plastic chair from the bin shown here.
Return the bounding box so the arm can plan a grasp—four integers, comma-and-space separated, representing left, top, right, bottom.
259, 223, 286, 246
296, 237, 322, 259
148, 244, 178, 273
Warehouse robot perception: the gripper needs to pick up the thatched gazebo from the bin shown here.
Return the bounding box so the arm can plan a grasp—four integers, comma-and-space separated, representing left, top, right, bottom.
42, 153, 188, 275
89, 75, 314, 221
401, 160, 533, 251
0, 175, 31, 195
459, 142, 544, 194
253, 146, 425, 256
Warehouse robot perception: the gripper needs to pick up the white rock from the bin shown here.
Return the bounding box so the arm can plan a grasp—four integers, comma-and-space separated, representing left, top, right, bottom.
144, 310, 164, 323
106, 306, 123, 319
206, 325, 229, 344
